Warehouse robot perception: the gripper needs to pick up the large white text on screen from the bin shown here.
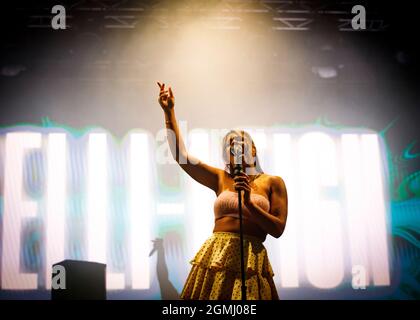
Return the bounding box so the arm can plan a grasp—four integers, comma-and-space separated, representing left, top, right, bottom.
0, 129, 390, 289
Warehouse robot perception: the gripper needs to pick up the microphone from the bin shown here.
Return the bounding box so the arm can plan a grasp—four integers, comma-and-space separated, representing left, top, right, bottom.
230, 139, 248, 300
230, 142, 244, 176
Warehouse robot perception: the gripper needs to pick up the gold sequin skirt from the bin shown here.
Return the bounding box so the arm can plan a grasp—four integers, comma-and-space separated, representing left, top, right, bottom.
180, 231, 279, 300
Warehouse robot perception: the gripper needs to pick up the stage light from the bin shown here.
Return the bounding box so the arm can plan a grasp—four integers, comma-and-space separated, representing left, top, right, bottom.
360, 134, 390, 285
87, 132, 125, 289
1, 132, 41, 289
342, 133, 390, 286
312, 66, 338, 78
129, 132, 153, 289
187, 130, 214, 254
299, 132, 344, 288
272, 133, 299, 288
1, 64, 26, 77
87, 133, 108, 264
45, 133, 66, 289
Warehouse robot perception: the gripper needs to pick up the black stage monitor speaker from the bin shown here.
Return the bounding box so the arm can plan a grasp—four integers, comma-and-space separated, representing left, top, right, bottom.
51, 260, 106, 300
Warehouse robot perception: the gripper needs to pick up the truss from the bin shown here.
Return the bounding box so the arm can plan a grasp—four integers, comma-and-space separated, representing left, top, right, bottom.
13, 0, 388, 32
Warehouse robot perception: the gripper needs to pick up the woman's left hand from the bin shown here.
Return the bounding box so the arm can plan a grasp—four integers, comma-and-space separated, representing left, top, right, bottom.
233, 172, 253, 207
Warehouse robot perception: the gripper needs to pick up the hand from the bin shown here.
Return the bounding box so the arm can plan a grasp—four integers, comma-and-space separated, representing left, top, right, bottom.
157, 82, 175, 112
149, 238, 163, 257
233, 172, 253, 207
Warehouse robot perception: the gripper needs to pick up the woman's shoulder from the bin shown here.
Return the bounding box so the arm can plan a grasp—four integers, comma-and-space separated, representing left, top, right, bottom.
260, 174, 286, 191
259, 173, 284, 182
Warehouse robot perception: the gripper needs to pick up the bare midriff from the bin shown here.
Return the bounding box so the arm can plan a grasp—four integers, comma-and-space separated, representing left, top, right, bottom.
213, 216, 267, 242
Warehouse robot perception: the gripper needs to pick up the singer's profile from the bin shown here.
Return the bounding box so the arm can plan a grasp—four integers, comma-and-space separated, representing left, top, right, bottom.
157, 82, 288, 300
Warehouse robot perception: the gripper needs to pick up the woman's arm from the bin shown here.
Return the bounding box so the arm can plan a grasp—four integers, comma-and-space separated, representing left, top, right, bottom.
234, 173, 288, 238
158, 82, 222, 193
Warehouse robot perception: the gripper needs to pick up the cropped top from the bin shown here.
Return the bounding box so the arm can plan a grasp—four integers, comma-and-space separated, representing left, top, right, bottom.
214, 190, 270, 220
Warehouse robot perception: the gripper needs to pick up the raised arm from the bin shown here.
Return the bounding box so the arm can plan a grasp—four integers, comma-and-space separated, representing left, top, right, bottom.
157, 82, 222, 193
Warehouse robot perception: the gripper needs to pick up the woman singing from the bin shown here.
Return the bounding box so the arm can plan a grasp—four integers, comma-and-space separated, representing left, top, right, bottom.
157, 82, 288, 300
